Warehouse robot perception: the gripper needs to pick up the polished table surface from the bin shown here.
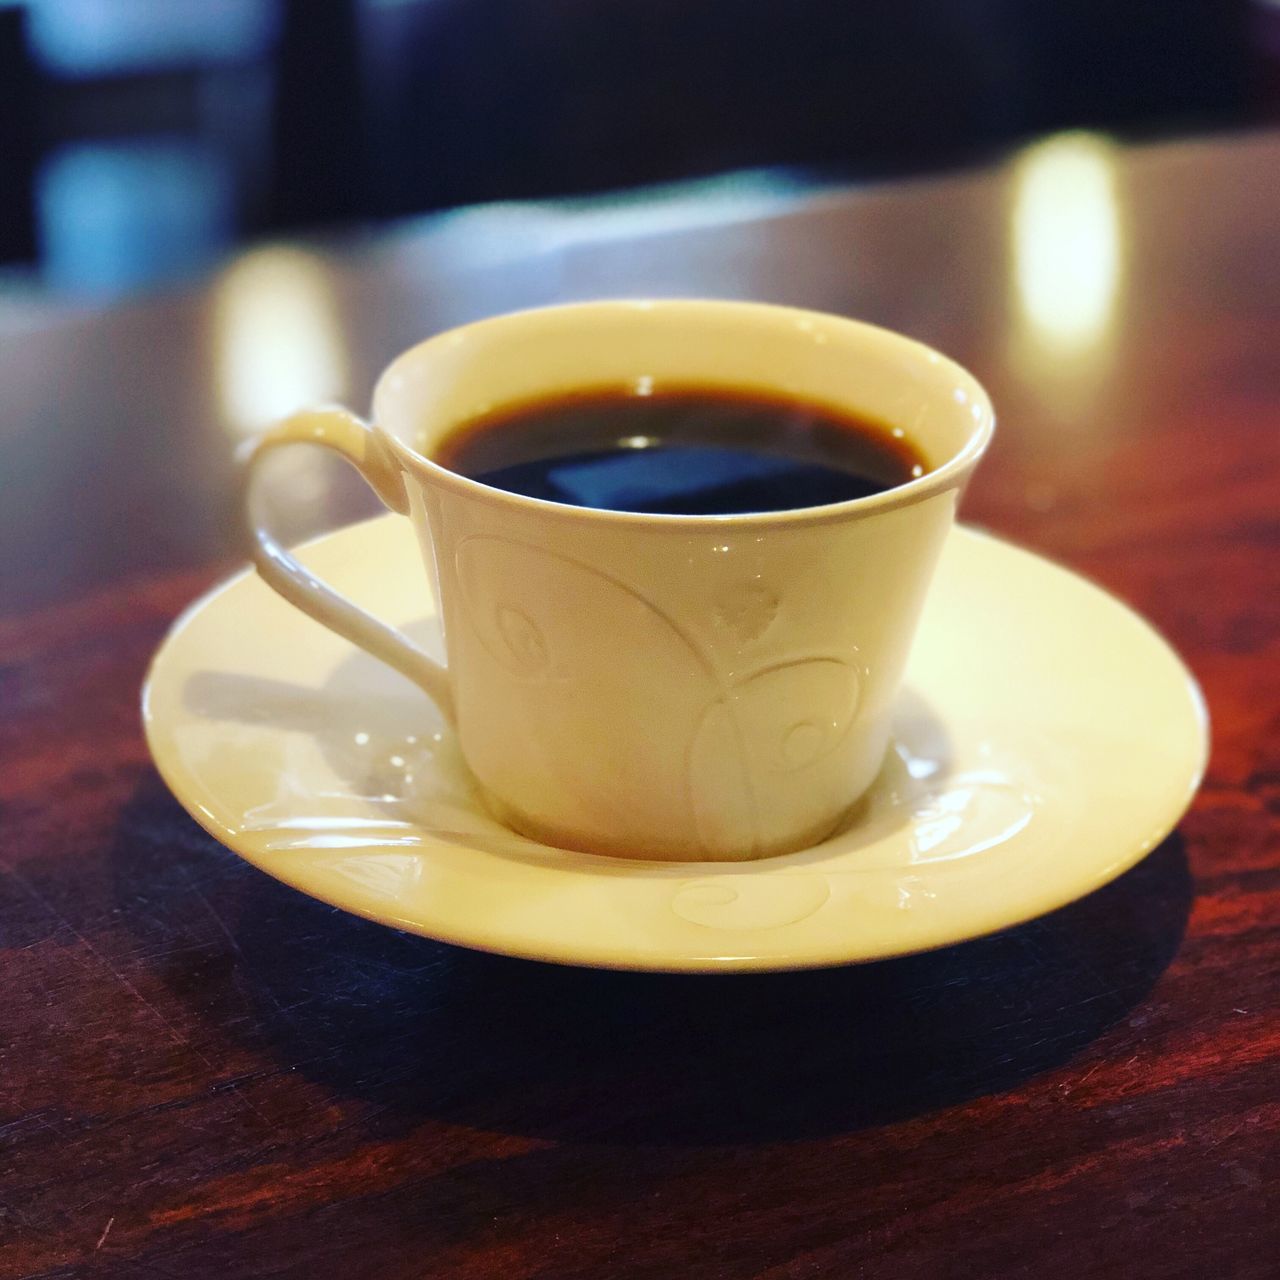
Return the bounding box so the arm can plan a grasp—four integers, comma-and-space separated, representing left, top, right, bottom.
2, 130, 1277, 1278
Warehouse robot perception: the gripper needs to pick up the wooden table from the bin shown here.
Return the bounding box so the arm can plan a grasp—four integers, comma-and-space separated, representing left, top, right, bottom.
2, 130, 1277, 1279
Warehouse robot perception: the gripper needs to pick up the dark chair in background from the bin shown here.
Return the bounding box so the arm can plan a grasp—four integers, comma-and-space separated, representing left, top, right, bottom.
356, 0, 1258, 214
0, 8, 37, 265
0, 0, 1268, 289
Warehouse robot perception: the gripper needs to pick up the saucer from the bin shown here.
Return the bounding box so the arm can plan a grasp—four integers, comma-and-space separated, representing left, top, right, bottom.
143, 515, 1208, 972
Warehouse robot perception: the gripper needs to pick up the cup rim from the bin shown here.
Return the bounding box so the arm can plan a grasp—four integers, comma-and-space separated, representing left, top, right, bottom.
374, 299, 995, 529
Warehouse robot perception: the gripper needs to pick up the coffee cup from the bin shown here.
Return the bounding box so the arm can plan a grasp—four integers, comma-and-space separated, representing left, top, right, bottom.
242, 300, 993, 860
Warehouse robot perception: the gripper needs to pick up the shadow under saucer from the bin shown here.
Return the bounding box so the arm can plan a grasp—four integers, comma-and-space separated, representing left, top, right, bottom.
110, 774, 1192, 1145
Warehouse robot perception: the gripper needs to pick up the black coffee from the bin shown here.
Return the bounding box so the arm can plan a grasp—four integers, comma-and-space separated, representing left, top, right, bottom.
434, 385, 927, 515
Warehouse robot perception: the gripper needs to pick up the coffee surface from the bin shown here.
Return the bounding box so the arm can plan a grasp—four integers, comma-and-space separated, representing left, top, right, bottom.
433, 386, 927, 515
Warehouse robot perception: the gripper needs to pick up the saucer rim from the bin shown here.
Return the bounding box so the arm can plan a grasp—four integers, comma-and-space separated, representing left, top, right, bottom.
142, 517, 1209, 973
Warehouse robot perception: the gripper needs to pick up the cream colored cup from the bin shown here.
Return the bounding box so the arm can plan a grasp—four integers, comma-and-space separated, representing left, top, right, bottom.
242, 300, 993, 860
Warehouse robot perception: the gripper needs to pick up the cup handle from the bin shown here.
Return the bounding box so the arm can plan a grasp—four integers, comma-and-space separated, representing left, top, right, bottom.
240, 406, 455, 724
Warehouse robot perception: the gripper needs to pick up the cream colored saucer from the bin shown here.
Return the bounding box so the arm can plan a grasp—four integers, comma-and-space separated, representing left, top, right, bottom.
143, 515, 1208, 972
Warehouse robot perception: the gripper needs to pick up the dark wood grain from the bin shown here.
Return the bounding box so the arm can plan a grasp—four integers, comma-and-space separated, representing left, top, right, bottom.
2, 131, 1278, 1279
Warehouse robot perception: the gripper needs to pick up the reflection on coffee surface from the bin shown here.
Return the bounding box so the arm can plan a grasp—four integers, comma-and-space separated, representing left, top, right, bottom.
433, 385, 928, 515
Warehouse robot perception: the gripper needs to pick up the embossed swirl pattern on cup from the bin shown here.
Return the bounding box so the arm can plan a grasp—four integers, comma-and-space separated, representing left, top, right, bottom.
455, 535, 861, 858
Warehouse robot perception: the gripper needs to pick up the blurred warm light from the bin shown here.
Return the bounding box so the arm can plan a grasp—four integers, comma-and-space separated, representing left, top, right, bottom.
212, 245, 347, 436
1010, 133, 1123, 359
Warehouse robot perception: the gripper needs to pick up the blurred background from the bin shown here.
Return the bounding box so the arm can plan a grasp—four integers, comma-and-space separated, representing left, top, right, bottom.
2, 0, 1279, 298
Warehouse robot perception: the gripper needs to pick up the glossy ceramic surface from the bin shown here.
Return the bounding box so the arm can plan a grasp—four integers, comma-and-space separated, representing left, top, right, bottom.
143, 513, 1208, 972
242, 301, 994, 859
